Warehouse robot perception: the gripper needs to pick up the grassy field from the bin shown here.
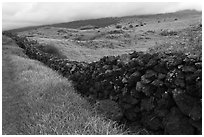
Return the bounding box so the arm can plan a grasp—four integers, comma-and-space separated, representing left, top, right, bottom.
2, 36, 127, 135
148, 23, 202, 55
18, 10, 201, 62
2, 10, 202, 135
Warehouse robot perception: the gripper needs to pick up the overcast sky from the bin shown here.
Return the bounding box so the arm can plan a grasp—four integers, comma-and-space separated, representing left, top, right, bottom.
2, 2, 202, 30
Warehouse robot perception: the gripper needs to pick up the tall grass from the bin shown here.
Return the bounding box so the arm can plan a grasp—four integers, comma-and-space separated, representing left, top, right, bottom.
2, 37, 127, 135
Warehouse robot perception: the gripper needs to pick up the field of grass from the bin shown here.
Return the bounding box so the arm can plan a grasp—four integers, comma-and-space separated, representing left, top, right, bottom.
17, 10, 201, 63
2, 36, 127, 135
3, 10, 202, 135
148, 23, 202, 56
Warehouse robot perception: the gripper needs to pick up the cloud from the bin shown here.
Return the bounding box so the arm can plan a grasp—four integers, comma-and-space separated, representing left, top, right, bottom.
2, 2, 202, 30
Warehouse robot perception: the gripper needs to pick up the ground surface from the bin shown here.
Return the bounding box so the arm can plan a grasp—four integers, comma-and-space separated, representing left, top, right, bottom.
18, 10, 201, 62
2, 9, 202, 135
2, 36, 126, 135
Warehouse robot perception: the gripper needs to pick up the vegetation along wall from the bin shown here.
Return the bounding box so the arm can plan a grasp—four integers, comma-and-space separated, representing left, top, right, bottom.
4, 32, 202, 135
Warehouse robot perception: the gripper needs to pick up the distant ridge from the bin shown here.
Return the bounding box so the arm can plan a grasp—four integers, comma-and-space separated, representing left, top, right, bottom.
5, 9, 201, 33
49, 17, 120, 29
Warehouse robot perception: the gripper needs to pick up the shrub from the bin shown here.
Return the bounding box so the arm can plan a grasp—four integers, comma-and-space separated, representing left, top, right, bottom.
123, 27, 128, 30
160, 29, 177, 36
108, 30, 124, 34
57, 29, 67, 33
37, 44, 67, 58
129, 25, 133, 28
79, 25, 99, 30
115, 25, 122, 29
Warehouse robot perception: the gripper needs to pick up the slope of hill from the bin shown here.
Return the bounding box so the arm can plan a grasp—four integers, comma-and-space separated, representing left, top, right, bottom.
2, 9, 202, 135
2, 35, 127, 135
17, 9, 201, 62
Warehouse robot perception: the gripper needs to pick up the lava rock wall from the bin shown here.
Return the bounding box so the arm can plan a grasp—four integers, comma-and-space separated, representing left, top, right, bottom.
4, 32, 202, 135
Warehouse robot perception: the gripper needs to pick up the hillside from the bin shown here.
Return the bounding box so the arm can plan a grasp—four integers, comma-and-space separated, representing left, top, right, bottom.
7, 10, 201, 32
16, 9, 201, 62
2, 9, 202, 135
2, 35, 127, 135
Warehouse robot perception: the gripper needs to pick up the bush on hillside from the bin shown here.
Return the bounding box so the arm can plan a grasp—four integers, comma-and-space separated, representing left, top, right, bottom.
115, 25, 122, 29
160, 29, 177, 36
37, 44, 67, 58
129, 25, 133, 28
79, 25, 99, 30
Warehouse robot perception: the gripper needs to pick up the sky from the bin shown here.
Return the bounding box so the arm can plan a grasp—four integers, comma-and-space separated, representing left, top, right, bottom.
2, 2, 202, 30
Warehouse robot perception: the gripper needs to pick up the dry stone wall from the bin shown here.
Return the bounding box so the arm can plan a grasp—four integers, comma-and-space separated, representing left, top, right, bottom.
4, 32, 202, 135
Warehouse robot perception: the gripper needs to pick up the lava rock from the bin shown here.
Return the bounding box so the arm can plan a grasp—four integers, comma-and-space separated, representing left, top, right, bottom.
144, 70, 157, 80
154, 108, 169, 118
136, 81, 144, 92
130, 88, 143, 99
157, 92, 175, 109
189, 101, 202, 121
189, 119, 202, 134
141, 97, 155, 111
153, 64, 168, 74
164, 107, 195, 135
146, 58, 158, 67
141, 75, 152, 84
141, 85, 156, 96
172, 88, 200, 118
158, 73, 166, 80
182, 65, 196, 73
142, 113, 163, 131
151, 79, 164, 87
121, 94, 139, 105
174, 78, 185, 88
128, 71, 141, 86
124, 106, 141, 121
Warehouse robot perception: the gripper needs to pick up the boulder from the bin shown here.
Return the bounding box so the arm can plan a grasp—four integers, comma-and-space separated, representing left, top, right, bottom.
136, 81, 144, 92
141, 85, 156, 97
186, 84, 200, 98
146, 58, 158, 67
121, 94, 139, 105
154, 108, 169, 118
153, 86, 167, 99
189, 101, 202, 121
158, 73, 166, 80
143, 70, 157, 80
189, 119, 202, 134
151, 79, 164, 87
141, 113, 163, 131
153, 63, 168, 74
172, 88, 200, 118
130, 88, 143, 99
128, 71, 141, 86
182, 65, 196, 73
141, 97, 155, 111
124, 106, 141, 121
157, 92, 175, 109
141, 75, 152, 84
174, 78, 185, 88
164, 107, 195, 135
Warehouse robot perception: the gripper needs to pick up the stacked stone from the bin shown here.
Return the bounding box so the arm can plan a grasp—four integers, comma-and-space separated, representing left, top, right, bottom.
4, 32, 202, 135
